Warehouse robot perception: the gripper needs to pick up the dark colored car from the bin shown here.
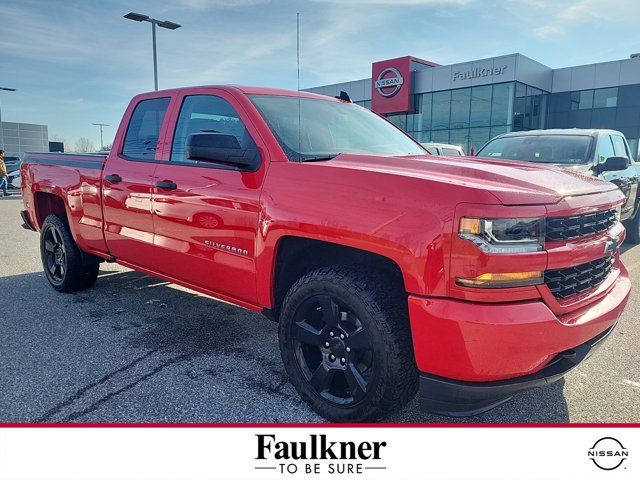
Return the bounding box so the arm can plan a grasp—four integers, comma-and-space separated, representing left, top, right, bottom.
477, 129, 640, 243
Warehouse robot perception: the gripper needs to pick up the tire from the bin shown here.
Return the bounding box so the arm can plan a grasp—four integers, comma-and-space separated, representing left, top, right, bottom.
626, 212, 640, 244
278, 265, 418, 422
40, 214, 99, 292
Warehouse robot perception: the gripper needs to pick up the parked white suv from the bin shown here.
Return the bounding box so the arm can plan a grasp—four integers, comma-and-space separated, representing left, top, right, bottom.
420, 142, 465, 156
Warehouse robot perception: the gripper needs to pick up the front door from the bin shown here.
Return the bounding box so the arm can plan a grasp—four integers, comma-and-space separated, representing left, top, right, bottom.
151, 91, 267, 305
598, 134, 638, 221
102, 96, 171, 267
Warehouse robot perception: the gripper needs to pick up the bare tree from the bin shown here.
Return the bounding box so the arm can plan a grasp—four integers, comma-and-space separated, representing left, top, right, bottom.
74, 137, 96, 153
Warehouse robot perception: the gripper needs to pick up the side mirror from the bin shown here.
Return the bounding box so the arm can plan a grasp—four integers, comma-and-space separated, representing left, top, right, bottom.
185, 132, 259, 170
599, 156, 629, 172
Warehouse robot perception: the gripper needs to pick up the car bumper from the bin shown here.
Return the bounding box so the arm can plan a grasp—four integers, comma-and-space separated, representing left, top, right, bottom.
407, 263, 631, 416
418, 324, 614, 416
20, 210, 36, 231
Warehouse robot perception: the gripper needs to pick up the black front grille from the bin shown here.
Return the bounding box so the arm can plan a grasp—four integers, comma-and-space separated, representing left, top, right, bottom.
546, 209, 617, 242
545, 256, 615, 300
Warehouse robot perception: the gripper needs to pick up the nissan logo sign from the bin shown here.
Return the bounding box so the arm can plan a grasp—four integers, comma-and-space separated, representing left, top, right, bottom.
588, 437, 629, 471
375, 67, 404, 97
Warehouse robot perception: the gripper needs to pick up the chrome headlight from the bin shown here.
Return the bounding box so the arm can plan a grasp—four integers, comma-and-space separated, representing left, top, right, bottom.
459, 217, 545, 254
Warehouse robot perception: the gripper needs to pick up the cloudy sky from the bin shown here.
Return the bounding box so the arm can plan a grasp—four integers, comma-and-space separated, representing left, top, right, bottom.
1, 0, 639, 149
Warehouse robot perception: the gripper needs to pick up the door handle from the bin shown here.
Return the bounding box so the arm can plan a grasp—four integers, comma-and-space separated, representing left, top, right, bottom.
104, 174, 122, 184
156, 180, 178, 190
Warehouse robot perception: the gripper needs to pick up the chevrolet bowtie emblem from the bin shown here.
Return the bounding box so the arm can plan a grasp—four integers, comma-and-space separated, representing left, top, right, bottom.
604, 235, 620, 256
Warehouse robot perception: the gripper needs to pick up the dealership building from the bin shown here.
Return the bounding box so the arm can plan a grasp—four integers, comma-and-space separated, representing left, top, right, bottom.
0, 121, 49, 158
305, 53, 640, 157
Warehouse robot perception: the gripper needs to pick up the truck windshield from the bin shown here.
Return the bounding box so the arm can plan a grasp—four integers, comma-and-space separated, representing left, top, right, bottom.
250, 95, 425, 161
476, 135, 592, 164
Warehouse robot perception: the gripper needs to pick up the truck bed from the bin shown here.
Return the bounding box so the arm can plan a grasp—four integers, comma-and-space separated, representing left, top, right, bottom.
21, 152, 109, 257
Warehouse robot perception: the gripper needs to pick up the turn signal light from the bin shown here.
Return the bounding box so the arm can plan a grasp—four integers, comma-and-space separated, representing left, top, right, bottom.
456, 271, 543, 288
459, 217, 481, 235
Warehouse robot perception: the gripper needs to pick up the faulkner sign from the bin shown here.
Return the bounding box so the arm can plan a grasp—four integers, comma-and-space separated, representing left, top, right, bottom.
453, 65, 508, 82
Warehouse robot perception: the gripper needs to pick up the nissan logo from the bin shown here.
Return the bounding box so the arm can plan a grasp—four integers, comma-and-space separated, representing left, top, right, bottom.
375, 67, 404, 98
587, 437, 629, 471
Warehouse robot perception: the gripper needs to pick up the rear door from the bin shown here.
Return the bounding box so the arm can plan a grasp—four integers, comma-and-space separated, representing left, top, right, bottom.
151, 89, 268, 305
102, 96, 172, 267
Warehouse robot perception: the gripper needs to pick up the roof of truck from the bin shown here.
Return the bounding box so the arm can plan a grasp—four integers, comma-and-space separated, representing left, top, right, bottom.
144, 85, 341, 101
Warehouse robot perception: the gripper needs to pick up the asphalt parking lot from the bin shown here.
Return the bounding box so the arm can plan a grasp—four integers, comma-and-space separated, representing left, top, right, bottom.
0, 195, 639, 423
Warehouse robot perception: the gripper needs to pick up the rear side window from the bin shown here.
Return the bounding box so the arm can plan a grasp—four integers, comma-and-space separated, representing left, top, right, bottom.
122, 97, 170, 160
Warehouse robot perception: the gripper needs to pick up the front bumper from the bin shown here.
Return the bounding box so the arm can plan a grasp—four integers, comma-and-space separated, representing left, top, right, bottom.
408, 262, 631, 416
419, 325, 614, 416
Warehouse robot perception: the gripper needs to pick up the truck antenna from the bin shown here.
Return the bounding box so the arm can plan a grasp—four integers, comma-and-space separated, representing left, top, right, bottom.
297, 12, 302, 162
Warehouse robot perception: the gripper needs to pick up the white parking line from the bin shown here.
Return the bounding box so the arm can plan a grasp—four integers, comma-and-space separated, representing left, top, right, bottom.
621, 379, 640, 390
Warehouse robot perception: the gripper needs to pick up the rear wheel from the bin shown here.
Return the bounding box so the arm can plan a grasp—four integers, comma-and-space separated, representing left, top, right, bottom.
40, 214, 99, 292
278, 266, 418, 421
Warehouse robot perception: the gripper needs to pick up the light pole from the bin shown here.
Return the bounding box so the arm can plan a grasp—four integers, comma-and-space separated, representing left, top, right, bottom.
0, 87, 16, 149
0, 87, 16, 125
124, 12, 181, 91
92, 123, 110, 150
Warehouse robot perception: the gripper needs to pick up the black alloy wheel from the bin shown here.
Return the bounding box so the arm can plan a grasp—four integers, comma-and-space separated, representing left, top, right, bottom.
279, 266, 418, 422
291, 294, 374, 406
40, 214, 100, 292
43, 223, 67, 286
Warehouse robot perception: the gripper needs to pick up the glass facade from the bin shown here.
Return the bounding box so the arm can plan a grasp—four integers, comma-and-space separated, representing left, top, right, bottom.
547, 84, 640, 159
380, 82, 546, 155
354, 81, 640, 160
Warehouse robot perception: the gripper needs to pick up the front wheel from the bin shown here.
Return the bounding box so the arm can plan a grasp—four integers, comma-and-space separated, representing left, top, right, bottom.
278, 266, 418, 422
40, 214, 99, 292
626, 211, 640, 244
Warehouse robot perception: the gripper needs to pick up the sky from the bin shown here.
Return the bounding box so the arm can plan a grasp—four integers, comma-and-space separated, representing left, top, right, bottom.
1, 0, 639, 150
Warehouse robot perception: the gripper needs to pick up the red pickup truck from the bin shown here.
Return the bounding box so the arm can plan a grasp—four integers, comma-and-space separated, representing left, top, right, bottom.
21, 86, 631, 421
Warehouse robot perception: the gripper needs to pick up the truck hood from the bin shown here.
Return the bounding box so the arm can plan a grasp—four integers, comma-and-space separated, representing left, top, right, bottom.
327, 154, 618, 205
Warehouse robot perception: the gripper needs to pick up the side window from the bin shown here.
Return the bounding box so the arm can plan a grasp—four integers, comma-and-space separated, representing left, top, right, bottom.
171, 95, 257, 164
611, 135, 629, 158
597, 136, 615, 163
122, 97, 170, 160
441, 147, 462, 156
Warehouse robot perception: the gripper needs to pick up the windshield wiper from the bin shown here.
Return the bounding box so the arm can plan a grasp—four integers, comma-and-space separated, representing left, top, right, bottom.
299, 153, 341, 162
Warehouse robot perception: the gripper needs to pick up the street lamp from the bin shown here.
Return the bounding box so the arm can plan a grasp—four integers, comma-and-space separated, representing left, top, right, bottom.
92, 123, 110, 150
0, 87, 16, 125
124, 12, 181, 91
0, 87, 16, 150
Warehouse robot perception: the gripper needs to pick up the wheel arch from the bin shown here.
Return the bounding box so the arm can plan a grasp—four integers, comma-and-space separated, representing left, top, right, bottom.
34, 191, 68, 228
268, 235, 406, 320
